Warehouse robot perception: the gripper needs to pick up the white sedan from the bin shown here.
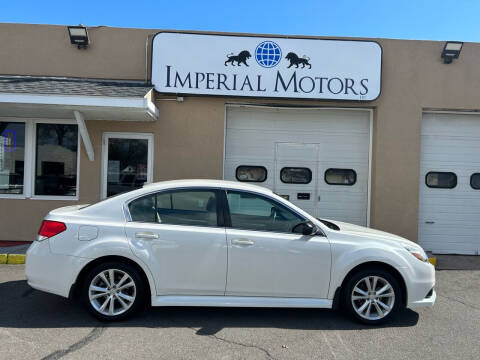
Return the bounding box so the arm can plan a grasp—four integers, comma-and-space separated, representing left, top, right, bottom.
26, 180, 435, 324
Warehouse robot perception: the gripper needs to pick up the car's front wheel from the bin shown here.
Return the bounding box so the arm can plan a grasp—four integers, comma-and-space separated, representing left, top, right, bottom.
343, 268, 402, 325
82, 262, 146, 321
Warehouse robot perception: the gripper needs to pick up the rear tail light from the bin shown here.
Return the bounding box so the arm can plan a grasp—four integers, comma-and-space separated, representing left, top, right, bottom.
37, 220, 66, 241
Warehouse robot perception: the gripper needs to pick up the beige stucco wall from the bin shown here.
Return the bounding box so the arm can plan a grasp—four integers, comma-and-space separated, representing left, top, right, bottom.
1, 23, 480, 242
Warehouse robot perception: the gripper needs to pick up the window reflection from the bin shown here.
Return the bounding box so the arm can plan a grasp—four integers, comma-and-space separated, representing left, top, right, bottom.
35, 124, 78, 196
107, 138, 149, 197
0, 122, 25, 194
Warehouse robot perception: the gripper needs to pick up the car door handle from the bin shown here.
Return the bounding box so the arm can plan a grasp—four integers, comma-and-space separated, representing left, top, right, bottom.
425, 221, 435, 224
231, 238, 255, 246
135, 232, 159, 239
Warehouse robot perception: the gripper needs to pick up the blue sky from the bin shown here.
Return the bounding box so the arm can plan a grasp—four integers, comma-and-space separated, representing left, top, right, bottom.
0, 0, 477, 41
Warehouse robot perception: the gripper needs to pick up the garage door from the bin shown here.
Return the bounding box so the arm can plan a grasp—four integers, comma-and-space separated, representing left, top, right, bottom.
224, 106, 371, 226
419, 113, 480, 255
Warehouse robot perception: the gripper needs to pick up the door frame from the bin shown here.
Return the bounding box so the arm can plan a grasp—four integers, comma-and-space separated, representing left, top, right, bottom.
222, 104, 373, 227
101, 132, 154, 199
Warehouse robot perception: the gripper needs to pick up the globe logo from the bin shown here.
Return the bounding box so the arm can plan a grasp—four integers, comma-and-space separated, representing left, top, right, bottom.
255, 41, 282, 68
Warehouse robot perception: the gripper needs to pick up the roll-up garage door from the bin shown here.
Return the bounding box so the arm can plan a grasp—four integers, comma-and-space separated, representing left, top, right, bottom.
224, 106, 371, 226
419, 113, 480, 255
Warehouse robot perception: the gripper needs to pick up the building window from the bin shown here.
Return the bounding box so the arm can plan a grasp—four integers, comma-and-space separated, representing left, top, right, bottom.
35, 124, 78, 196
236, 165, 267, 182
425, 171, 457, 189
280, 167, 312, 184
471, 173, 480, 190
102, 133, 153, 198
0, 122, 25, 195
325, 168, 357, 186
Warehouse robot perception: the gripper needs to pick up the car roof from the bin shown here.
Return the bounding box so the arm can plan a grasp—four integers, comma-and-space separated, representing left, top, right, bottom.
141, 179, 273, 194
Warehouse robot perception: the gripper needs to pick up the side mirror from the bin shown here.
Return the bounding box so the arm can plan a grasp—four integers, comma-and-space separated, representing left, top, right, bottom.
292, 221, 317, 236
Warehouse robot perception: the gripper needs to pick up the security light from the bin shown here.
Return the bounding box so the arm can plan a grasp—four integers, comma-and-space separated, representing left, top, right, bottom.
441, 41, 463, 64
68, 26, 89, 49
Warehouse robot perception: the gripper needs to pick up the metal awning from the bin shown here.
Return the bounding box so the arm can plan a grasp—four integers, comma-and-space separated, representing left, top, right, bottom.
0, 76, 160, 162
0, 75, 158, 121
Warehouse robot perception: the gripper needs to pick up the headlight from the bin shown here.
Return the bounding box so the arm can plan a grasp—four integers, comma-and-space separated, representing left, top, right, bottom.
404, 245, 428, 262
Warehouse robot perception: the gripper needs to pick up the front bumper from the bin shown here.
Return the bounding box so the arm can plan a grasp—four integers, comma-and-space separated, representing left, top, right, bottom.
405, 260, 436, 309
26, 240, 89, 298
408, 289, 436, 308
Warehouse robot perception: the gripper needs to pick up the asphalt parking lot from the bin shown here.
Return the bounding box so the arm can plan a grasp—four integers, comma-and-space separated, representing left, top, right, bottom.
1, 265, 479, 360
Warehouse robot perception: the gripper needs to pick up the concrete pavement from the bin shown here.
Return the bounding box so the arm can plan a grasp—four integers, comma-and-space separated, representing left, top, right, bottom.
0, 265, 479, 360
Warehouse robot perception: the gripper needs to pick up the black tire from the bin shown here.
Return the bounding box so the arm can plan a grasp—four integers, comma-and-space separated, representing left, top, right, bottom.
82, 262, 146, 321
343, 267, 403, 325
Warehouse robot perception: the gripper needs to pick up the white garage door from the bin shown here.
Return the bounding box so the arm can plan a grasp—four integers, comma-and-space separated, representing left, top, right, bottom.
224, 106, 371, 226
419, 113, 480, 255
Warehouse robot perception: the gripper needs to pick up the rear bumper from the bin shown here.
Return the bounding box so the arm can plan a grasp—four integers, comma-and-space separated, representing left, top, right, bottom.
26, 240, 89, 298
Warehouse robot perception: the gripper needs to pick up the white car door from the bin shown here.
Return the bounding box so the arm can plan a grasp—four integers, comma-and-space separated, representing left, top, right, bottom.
224, 190, 331, 298
124, 188, 228, 296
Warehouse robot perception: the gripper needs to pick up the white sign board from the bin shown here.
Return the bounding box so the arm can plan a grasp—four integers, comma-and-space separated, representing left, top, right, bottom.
152, 33, 382, 101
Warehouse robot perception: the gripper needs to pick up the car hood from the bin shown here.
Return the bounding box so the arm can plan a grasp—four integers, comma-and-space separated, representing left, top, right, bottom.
321, 219, 419, 248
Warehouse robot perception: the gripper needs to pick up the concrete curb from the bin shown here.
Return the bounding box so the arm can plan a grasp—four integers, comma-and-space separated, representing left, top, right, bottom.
0, 254, 26, 264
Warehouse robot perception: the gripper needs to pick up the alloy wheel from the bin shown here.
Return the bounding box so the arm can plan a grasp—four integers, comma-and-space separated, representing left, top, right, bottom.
351, 275, 395, 321
88, 268, 137, 316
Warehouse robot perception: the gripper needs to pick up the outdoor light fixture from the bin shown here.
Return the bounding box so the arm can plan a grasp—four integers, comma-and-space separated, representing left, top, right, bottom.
441, 41, 463, 64
67, 25, 89, 49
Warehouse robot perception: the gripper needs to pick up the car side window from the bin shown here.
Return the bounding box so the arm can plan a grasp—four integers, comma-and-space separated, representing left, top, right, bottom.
128, 189, 219, 227
128, 194, 156, 223
226, 190, 304, 233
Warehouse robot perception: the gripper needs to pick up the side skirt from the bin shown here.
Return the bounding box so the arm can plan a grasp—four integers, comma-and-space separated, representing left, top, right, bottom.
151, 295, 333, 308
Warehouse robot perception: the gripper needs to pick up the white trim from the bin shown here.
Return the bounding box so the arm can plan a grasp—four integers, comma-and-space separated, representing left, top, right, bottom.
223, 104, 373, 227
422, 109, 480, 115
226, 103, 374, 112
74, 111, 94, 161
222, 105, 227, 179
0, 93, 159, 121
367, 109, 373, 227
101, 132, 154, 199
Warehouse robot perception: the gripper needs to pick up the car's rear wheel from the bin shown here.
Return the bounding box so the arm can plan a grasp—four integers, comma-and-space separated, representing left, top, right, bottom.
82, 262, 145, 321
343, 268, 402, 325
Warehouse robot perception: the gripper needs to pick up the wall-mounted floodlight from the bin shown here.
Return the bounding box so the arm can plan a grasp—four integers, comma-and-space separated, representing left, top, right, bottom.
441, 41, 463, 64
68, 25, 89, 49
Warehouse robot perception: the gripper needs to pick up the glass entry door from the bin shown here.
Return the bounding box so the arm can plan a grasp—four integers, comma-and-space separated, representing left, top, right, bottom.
101, 133, 153, 198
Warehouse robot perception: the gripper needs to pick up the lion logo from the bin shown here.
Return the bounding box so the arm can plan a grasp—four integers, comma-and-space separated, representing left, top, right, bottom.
285, 52, 312, 69
225, 50, 252, 67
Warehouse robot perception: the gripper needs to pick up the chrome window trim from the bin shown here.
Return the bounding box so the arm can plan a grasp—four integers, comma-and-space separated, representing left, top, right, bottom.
123, 185, 326, 237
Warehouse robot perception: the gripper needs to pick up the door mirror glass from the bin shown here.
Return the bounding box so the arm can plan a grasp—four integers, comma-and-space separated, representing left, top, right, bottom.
292, 221, 317, 236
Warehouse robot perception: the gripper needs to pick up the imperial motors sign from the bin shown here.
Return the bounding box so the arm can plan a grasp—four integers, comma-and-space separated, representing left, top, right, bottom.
151, 33, 382, 101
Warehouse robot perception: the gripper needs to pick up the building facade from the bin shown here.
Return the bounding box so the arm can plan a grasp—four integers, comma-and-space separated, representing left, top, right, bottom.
0, 23, 479, 255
